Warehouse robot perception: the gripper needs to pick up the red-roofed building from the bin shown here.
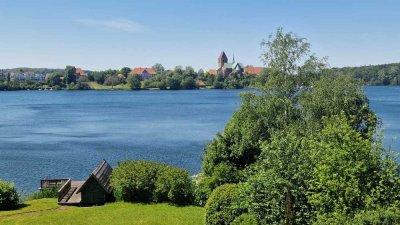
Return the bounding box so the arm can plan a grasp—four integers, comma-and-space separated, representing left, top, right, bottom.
130, 67, 157, 80
244, 66, 265, 75
208, 69, 217, 75
75, 68, 88, 77
196, 80, 206, 87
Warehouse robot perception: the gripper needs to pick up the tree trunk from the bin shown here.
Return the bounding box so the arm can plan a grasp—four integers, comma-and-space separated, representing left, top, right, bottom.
285, 189, 295, 225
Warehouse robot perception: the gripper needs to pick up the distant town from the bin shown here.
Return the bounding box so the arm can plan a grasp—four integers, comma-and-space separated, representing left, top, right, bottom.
0, 51, 265, 91
1, 50, 399, 91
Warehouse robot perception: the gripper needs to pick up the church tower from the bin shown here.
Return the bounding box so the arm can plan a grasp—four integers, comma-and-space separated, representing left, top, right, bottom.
218, 51, 228, 68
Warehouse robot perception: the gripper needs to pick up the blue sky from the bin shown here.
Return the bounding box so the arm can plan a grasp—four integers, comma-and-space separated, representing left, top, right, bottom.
0, 0, 400, 71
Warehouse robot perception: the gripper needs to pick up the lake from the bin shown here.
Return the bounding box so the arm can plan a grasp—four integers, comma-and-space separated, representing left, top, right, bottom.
0, 87, 398, 193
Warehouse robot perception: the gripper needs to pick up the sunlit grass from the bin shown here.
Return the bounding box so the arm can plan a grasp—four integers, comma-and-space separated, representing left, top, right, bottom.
0, 199, 205, 225
0, 198, 58, 217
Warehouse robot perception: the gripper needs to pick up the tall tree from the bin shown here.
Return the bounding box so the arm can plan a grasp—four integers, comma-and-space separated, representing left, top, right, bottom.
64, 66, 76, 85
152, 63, 165, 74
120, 67, 131, 78
127, 75, 141, 90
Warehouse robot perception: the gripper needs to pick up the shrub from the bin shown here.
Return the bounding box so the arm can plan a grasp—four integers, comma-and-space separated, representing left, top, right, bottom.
194, 176, 214, 206
154, 166, 193, 205
111, 160, 161, 202
127, 75, 141, 90
28, 187, 58, 200
205, 184, 247, 225
231, 213, 259, 225
313, 207, 400, 225
0, 180, 19, 210
111, 160, 194, 205
352, 207, 400, 225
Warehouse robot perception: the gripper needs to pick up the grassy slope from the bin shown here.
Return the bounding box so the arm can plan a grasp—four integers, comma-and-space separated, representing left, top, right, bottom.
0, 199, 204, 225
0, 199, 58, 217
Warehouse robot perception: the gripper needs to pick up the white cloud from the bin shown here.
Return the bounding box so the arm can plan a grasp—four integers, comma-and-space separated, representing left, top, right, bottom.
75, 18, 146, 33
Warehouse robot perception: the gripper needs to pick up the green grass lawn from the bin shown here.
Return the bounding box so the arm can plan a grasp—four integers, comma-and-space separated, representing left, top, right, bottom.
0, 199, 204, 225
0, 199, 58, 217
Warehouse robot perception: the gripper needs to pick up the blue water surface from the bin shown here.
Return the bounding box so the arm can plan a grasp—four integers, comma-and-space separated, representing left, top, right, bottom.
0, 87, 398, 193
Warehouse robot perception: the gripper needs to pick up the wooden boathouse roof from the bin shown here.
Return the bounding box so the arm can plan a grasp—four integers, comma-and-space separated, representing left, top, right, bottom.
77, 160, 113, 194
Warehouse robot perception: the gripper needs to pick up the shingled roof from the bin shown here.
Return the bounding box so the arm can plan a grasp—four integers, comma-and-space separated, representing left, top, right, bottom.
130, 67, 157, 75
244, 66, 265, 75
77, 160, 113, 194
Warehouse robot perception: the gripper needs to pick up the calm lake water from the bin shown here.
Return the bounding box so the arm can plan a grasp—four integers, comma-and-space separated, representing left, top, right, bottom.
0, 87, 398, 193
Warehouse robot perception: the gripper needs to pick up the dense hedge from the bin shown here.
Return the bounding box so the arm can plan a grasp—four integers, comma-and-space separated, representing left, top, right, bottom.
231, 213, 258, 225
0, 180, 19, 210
205, 184, 247, 225
111, 160, 194, 205
313, 207, 400, 225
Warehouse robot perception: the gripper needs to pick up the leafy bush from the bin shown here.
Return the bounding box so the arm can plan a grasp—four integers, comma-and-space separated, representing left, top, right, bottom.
205, 184, 247, 225
154, 166, 193, 205
352, 207, 400, 225
194, 163, 240, 207
194, 176, 214, 206
0, 180, 19, 210
231, 213, 258, 225
127, 75, 141, 90
111, 160, 194, 205
112, 160, 161, 202
28, 187, 58, 200
313, 207, 400, 225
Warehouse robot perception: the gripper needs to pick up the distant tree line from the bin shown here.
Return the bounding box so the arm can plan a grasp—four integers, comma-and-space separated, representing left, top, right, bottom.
330, 63, 400, 85
3, 60, 400, 92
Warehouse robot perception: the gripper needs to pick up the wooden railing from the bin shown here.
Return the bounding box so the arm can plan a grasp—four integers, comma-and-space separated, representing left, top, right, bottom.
40, 178, 69, 190
57, 179, 71, 202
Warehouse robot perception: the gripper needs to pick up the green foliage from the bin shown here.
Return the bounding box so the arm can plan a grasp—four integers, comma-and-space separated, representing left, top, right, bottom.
331, 63, 400, 86
152, 63, 165, 74
194, 175, 214, 207
127, 75, 141, 90
28, 188, 58, 200
201, 92, 300, 191
120, 67, 131, 78
246, 125, 313, 225
92, 71, 106, 84
0, 180, 19, 210
200, 28, 400, 225
0, 80, 45, 90
64, 65, 76, 85
313, 207, 400, 225
111, 160, 161, 202
154, 166, 194, 205
180, 77, 197, 89
231, 213, 259, 225
307, 115, 381, 217
66, 81, 90, 90
167, 75, 181, 90
45, 72, 63, 86
195, 163, 241, 207
299, 74, 377, 136
111, 160, 194, 205
352, 207, 400, 225
142, 66, 256, 90
205, 184, 247, 225
104, 76, 121, 87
